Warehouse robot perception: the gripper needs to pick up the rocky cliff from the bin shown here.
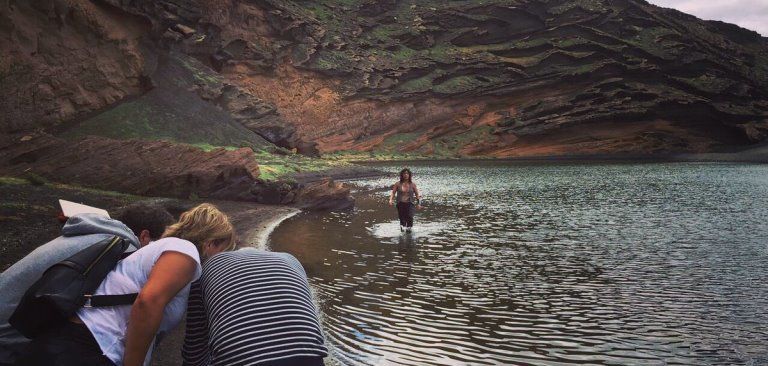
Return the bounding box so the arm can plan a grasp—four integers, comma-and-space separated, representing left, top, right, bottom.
0, 0, 148, 136
2, 0, 768, 159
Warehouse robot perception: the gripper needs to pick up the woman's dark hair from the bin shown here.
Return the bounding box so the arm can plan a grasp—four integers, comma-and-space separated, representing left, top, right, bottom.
117, 202, 175, 240
399, 168, 412, 183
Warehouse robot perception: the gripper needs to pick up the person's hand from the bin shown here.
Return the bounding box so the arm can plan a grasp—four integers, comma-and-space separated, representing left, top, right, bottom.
389, 200, 394, 206
416, 205, 423, 210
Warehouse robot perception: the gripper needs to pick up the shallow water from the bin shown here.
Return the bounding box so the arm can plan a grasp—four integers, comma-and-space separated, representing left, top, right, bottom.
269, 161, 768, 365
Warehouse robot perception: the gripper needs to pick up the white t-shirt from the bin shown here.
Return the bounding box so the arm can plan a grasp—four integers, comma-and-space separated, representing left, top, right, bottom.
77, 237, 202, 366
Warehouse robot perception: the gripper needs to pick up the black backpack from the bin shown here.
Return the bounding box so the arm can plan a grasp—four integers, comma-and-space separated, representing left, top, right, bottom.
9, 235, 139, 338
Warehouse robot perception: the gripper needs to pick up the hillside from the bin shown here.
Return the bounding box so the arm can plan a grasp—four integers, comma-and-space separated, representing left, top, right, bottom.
1, 0, 767, 197
208, 0, 768, 157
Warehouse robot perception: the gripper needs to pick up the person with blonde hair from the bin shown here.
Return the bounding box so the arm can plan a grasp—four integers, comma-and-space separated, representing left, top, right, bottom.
17, 203, 235, 366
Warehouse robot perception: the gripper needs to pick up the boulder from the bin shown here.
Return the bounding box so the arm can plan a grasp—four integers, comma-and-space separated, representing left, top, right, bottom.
249, 180, 298, 205
295, 179, 354, 211
171, 24, 196, 37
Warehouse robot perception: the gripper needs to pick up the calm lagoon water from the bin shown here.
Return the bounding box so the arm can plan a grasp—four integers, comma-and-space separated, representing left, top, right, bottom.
269, 161, 768, 365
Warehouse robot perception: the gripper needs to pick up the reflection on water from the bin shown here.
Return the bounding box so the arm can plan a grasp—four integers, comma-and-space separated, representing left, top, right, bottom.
367, 220, 456, 243
269, 161, 768, 365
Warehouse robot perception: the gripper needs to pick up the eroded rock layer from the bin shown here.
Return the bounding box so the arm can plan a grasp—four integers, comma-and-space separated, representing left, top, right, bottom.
122, 0, 767, 156
0, 134, 355, 208
3, 135, 261, 199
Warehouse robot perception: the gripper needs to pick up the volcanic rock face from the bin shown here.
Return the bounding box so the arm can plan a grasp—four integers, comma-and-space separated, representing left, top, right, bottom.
2, 0, 768, 159
175, 0, 768, 156
205, 82, 319, 155
0, 0, 150, 134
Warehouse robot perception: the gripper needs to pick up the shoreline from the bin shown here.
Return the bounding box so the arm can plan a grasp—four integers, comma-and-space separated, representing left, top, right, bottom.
290, 164, 388, 184
206, 200, 300, 249
339, 146, 768, 165
253, 209, 300, 249
348, 154, 768, 165
5, 152, 763, 364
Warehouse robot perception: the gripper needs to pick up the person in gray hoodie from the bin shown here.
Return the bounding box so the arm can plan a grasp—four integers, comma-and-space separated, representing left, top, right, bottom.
0, 202, 174, 365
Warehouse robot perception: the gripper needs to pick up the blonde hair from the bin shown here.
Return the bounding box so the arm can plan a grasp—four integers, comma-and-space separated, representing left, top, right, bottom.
162, 203, 236, 252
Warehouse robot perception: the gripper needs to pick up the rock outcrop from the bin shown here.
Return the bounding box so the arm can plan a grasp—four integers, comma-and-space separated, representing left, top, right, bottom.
0, 134, 354, 209
295, 178, 355, 211
1, 135, 260, 199
210, 0, 768, 156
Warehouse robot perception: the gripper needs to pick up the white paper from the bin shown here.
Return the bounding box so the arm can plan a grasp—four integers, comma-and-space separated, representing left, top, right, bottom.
59, 199, 110, 218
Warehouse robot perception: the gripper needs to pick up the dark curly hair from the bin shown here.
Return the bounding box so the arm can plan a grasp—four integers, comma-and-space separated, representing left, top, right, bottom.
117, 202, 175, 240
399, 168, 413, 183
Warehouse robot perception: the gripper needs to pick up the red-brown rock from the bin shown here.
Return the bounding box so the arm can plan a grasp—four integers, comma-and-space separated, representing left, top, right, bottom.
1, 136, 260, 200
295, 179, 354, 211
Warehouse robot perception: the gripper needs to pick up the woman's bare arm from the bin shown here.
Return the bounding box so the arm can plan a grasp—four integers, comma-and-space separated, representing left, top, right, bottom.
389, 182, 398, 205
123, 251, 197, 366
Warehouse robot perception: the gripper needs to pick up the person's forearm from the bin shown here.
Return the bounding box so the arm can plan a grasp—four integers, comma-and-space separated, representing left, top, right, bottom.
123, 296, 165, 366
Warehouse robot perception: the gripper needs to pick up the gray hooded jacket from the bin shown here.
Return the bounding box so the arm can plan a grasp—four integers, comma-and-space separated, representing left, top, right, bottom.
0, 214, 139, 360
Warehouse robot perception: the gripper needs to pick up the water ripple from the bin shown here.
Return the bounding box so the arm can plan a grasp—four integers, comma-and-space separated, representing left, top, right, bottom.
271, 162, 768, 365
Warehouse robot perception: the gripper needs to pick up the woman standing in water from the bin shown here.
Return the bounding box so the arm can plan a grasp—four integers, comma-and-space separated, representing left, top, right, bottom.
389, 168, 422, 232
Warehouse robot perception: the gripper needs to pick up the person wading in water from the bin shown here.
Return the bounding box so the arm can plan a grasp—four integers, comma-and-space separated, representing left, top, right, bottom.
389, 168, 422, 232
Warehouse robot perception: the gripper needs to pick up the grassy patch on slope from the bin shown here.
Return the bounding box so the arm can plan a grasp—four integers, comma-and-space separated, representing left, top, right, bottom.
61, 52, 270, 151
323, 126, 497, 162
0, 176, 141, 200
252, 149, 351, 181
181, 144, 353, 182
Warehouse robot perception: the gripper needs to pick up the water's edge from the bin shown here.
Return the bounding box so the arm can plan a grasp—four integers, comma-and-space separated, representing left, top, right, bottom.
255, 209, 300, 249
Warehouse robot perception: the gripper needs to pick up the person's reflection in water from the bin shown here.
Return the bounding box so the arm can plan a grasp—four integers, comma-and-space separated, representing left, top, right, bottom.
394, 234, 417, 289
396, 233, 418, 263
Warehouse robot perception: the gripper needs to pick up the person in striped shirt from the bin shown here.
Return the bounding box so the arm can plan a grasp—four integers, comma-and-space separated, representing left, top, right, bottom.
182, 249, 328, 366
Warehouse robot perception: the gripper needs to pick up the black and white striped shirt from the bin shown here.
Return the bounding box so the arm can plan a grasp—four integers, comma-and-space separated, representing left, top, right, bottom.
182, 249, 328, 366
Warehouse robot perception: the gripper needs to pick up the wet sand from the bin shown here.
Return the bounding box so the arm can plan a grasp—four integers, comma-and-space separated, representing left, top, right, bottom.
0, 179, 140, 271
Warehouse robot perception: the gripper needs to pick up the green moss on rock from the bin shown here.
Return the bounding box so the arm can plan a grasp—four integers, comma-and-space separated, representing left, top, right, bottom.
432, 75, 499, 94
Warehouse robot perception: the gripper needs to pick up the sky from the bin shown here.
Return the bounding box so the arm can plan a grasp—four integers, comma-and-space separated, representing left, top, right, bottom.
646, 0, 768, 36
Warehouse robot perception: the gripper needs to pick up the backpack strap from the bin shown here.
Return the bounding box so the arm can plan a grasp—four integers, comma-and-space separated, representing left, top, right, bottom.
83, 293, 138, 308
82, 249, 137, 308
